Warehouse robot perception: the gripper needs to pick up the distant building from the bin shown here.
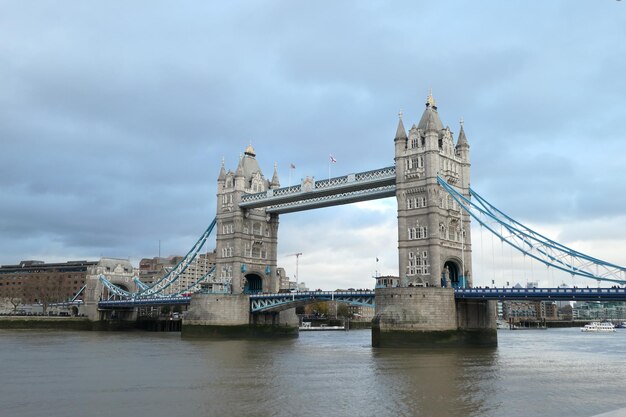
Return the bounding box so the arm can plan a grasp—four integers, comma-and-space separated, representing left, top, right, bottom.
0, 259, 98, 304
573, 301, 626, 321
376, 275, 400, 288
138, 251, 216, 295
502, 300, 558, 321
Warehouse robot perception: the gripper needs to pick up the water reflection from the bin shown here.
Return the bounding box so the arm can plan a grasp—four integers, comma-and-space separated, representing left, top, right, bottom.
1, 329, 626, 417
371, 347, 498, 417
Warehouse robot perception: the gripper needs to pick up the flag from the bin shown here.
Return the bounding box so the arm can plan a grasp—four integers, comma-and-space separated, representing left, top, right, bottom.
290, 163, 296, 169
329, 154, 337, 163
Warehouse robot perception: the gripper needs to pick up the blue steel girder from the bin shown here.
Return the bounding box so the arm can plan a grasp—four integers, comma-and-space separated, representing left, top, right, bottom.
98, 296, 191, 309
249, 290, 375, 313
454, 287, 626, 301
239, 166, 396, 213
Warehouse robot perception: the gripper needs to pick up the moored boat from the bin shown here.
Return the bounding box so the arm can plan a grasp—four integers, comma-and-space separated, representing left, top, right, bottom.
581, 322, 616, 332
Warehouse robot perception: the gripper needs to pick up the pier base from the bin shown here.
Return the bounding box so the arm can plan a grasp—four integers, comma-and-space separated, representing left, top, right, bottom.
182, 293, 299, 338
372, 287, 497, 348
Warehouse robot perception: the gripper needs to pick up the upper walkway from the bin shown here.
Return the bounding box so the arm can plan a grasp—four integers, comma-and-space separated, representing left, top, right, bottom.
239, 166, 396, 213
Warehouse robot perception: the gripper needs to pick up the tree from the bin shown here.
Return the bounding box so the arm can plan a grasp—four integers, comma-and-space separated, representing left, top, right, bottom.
4, 285, 23, 313
336, 303, 353, 319
305, 301, 329, 316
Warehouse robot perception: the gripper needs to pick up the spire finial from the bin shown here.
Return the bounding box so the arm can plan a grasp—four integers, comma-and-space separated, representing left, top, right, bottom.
398, 110, 403, 120
221, 157, 225, 167
460, 117, 464, 127
426, 89, 436, 107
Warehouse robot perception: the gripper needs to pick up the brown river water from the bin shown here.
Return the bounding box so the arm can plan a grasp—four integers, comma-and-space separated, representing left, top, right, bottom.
1, 328, 625, 417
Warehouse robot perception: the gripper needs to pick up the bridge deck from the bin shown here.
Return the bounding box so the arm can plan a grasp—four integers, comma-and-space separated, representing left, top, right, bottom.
455, 287, 626, 301
96, 288, 626, 310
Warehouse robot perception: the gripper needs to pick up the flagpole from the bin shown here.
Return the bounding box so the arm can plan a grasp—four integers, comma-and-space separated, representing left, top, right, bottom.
328, 159, 331, 181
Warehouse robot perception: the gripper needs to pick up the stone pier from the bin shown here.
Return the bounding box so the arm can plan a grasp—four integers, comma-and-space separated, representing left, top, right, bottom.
181, 293, 299, 338
372, 287, 497, 348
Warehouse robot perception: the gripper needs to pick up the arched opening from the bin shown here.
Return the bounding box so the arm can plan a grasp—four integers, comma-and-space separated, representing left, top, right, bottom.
244, 273, 263, 294
71, 306, 79, 316
442, 261, 463, 288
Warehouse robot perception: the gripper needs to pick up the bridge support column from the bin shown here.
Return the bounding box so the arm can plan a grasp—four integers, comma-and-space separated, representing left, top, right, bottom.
372, 287, 497, 348
182, 294, 298, 338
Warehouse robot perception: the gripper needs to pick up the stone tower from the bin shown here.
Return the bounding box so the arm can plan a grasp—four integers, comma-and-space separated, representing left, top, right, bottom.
394, 93, 473, 288
215, 145, 280, 294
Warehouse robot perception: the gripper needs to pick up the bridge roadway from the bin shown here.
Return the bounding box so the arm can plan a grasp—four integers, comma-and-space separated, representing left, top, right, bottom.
97, 287, 626, 311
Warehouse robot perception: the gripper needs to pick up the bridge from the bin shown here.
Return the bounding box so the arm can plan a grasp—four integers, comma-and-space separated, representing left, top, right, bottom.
86, 92, 626, 347
97, 287, 626, 311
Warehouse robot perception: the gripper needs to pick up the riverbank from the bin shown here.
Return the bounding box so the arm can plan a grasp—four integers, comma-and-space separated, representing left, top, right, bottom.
0, 316, 93, 330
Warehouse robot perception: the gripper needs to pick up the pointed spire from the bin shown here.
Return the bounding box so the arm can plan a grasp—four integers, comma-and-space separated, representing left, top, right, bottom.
270, 162, 280, 188
394, 110, 407, 141
244, 143, 256, 157
457, 118, 469, 147
235, 154, 244, 177
426, 88, 436, 108
218, 157, 226, 181
417, 90, 443, 132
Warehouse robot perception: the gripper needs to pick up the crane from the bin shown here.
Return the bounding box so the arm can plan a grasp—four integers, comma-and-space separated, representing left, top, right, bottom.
286, 252, 303, 281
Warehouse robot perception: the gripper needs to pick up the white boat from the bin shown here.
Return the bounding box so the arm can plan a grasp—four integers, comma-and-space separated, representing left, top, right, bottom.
581, 322, 616, 333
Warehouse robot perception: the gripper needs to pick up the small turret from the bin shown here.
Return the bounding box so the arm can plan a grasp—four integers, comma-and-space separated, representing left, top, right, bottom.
218, 158, 226, 182
270, 163, 280, 189
234, 153, 245, 190
394, 111, 408, 141
456, 119, 470, 162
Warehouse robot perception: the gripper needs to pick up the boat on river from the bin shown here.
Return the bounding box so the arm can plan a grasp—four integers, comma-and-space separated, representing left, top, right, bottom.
581, 322, 616, 333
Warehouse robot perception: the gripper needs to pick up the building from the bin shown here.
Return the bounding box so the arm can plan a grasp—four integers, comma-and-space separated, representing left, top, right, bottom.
394, 93, 472, 288
502, 300, 559, 321
573, 301, 626, 321
138, 251, 216, 295
0, 259, 97, 305
375, 275, 400, 288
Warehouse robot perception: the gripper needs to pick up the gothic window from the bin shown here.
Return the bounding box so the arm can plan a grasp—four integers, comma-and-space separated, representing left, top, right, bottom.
222, 223, 234, 234
252, 222, 262, 236
252, 246, 261, 258
419, 156, 424, 168
407, 198, 413, 209
411, 137, 418, 148
243, 223, 249, 234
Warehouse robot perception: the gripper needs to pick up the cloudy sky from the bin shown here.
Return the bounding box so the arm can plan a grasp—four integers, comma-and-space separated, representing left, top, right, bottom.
1, 1, 625, 290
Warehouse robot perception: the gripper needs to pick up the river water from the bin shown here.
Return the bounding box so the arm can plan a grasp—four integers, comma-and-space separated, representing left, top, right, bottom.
1, 328, 625, 417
